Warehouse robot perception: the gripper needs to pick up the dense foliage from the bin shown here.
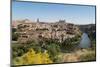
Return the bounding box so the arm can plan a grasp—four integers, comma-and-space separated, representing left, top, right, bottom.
13, 49, 52, 65
12, 33, 96, 65
12, 28, 19, 41
61, 35, 80, 52
12, 38, 62, 65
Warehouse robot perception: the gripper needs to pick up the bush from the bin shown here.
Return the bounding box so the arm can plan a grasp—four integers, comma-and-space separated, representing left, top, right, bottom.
12, 28, 17, 33
12, 43, 29, 58
13, 49, 53, 65
12, 33, 19, 41
12, 38, 62, 64
61, 35, 80, 52
80, 50, 96, 61
46, 43, 61, 62
12, 28, 19, 41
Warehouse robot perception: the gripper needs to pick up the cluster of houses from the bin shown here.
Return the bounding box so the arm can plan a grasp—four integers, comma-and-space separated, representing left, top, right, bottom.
12, 19, 81, 43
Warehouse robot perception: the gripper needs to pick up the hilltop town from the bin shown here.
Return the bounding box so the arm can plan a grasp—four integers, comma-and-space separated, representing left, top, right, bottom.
12, 19, 96, 65
12, 19, 81, 43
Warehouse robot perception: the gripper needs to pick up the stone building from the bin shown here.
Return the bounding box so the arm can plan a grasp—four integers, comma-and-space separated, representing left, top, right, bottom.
13, 19, 81, 43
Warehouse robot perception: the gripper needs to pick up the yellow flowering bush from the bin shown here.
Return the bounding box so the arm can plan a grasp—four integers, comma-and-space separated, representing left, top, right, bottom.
13, 48, 53, 65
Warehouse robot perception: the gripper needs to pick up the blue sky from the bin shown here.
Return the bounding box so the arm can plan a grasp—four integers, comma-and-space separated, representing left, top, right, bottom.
12, 1, 95, 24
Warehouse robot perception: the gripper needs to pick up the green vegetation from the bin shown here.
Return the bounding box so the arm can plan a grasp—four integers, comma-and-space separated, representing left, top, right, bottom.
61, 35, 80, 52
12, 28, 19, 41
12, 38, 62, 65
13, 49, 52, 65
12, 33, 96, 65
62, 48, 96, 62
80, 49, 96, 61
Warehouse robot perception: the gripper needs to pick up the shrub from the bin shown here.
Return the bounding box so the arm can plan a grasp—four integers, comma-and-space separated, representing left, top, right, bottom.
46, 43, 61, 62
12, 38, 62, 64
61, 35, 80, 52
13, 49, 53, 65
12, 33, 19, 41
12, 28, 17, 33
80, 50, 96, 61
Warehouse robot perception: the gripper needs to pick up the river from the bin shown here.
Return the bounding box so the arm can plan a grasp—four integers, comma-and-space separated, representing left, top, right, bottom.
79, 33, 91, 48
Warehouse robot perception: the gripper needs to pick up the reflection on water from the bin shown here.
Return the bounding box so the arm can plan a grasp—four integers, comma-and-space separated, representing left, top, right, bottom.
79, 33, 91, 48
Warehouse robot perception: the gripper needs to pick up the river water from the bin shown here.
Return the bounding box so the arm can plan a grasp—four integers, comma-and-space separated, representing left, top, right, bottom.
79, 33, 91, 48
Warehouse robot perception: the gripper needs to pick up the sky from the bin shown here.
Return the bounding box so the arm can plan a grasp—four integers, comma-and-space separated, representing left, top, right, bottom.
12, 1, 96, 24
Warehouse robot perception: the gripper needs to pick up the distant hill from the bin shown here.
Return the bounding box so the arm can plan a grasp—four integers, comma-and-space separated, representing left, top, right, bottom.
76, 24, 96, 33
